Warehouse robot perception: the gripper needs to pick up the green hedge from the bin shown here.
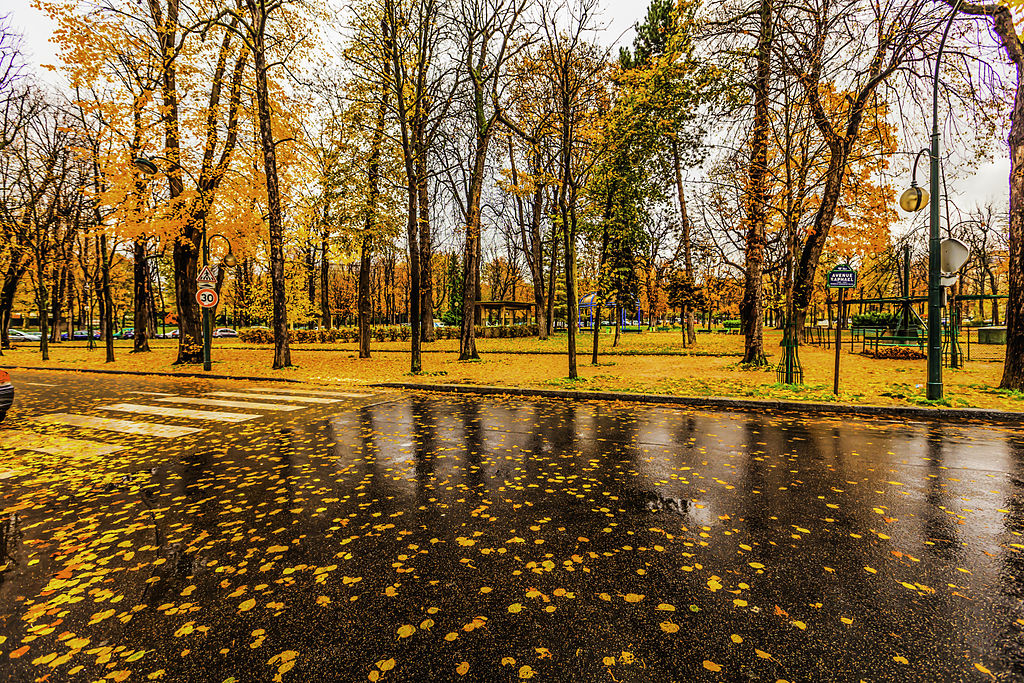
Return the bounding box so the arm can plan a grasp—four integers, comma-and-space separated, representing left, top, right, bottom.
722, 319, 741, 329
851, 311, 899, 329
238, 324, 536, 344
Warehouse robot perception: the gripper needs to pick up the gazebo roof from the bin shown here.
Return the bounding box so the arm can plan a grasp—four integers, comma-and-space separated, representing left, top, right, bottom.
580, 292, 620, 306
474, 300, 535, 310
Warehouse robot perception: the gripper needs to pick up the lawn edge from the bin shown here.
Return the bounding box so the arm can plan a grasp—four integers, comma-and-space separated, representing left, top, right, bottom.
373, 382, 1024, 424
0, 365, 304, 383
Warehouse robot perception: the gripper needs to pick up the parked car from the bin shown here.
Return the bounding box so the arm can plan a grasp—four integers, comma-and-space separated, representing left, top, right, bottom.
0, 370, 12, 422
8, 329, 41, 342
118, 327, 135, 339
60, 330, 101, 341
213, 327, 238, 338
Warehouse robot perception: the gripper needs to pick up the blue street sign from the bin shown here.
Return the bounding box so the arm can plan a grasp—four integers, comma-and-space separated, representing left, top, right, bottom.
827, 264, 857, 289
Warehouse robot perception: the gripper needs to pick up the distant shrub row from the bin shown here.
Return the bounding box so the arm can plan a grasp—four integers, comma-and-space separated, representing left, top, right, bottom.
238, 324, 537, 344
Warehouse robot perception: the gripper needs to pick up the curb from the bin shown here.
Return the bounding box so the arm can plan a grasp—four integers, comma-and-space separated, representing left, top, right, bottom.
1, 365, 304, 383
10, 343, 743, 358
372, 382, 1024, 424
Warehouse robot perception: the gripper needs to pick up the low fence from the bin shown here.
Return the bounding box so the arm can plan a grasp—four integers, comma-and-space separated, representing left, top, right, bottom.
802, 326, 1006, 364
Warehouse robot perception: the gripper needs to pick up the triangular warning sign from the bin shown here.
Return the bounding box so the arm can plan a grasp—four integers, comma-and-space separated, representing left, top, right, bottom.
197, 265, 216, 283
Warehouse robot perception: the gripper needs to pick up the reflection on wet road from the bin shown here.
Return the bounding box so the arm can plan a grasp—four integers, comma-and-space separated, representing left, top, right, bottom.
1, 388, 1022, 681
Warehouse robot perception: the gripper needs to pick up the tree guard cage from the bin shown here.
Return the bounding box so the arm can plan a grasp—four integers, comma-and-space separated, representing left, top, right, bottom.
776, 315, 803, 384
577, 292, 641, 330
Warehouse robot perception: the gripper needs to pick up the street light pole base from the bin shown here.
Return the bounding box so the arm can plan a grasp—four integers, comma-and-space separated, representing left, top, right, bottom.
926, 382, 943, 401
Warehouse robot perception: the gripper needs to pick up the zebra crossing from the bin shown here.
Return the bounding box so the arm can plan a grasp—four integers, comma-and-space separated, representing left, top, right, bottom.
0, 385, 374, 459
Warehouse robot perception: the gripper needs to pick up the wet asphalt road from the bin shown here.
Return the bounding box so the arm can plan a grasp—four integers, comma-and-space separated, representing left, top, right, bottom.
0, 370, 1023, 681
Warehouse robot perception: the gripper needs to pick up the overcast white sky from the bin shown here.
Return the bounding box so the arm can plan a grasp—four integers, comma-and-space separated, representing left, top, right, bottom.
5, 0, 646, 70
3, 0, 1009, 217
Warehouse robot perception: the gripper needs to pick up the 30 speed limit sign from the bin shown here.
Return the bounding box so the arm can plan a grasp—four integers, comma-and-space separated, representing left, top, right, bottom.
196, 288, 218, 308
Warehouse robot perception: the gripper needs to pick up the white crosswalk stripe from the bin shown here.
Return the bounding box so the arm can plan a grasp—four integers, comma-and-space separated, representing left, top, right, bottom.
156, 396, 302, 411
0, 429, 124, 456
3, 383, 379, 459
243, 387, 372, 398
35, 413, 201, 438
102, 403, 258, 422
206, 391, 339, 404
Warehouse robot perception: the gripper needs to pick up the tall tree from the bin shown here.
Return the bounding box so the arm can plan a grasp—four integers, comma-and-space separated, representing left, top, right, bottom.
45, 0, 252, 365
538, 0, 609, 379
740, 0, 773, 366
452, 0, 530, 360
952, 0, 1024, 389
224, 0, 305, 369
377, 0, 458, 372
785, 0, 944, 332
623, 0, 708, 346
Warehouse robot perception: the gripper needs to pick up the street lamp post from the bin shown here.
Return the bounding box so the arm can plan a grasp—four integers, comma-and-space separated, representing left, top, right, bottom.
203, 233, 237, 371
898, 1, 961, 401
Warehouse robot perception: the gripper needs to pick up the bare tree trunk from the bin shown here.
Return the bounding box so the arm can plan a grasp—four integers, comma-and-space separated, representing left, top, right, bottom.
320, 235, 331, 329
530, 195, 548, 340
741, 0, 772, 366
50, 267, 64, 343
614, 304, 621, 347
35, 264, 49, 361
65, 269, 75, 344
98, 234, 115, 363
511, 146, 548, 341
546, 218, 558, 337
252, 39, 291, 369
0, 255, 27, 350
459, 142, 488, 360
418, 156, 436, 342
672, 139, 696, 346
358, 233, 372, 359
305, 246, 316, 313
132, 238, 152, 352
1002, 48, 1024, 388
989, 271, 1000, 325
406, 180, 422, 371
955, 0, 1023, 388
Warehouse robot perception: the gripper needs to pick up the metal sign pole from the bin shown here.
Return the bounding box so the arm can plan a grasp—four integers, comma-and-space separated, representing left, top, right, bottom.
826, 264, 857, 397
834, 287, 843, 396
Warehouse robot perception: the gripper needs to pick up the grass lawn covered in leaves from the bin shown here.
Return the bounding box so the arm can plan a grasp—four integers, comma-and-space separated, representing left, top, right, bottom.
2, 330, 1018, 412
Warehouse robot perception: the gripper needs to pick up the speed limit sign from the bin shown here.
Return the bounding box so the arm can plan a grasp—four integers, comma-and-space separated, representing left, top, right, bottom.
196, 287, 218, 308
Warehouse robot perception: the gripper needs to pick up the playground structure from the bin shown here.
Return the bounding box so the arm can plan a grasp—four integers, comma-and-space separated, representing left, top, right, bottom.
577, 292, 643, 331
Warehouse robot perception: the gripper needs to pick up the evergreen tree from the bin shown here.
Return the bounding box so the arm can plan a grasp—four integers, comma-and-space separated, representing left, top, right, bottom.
442, 254, 464, 327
